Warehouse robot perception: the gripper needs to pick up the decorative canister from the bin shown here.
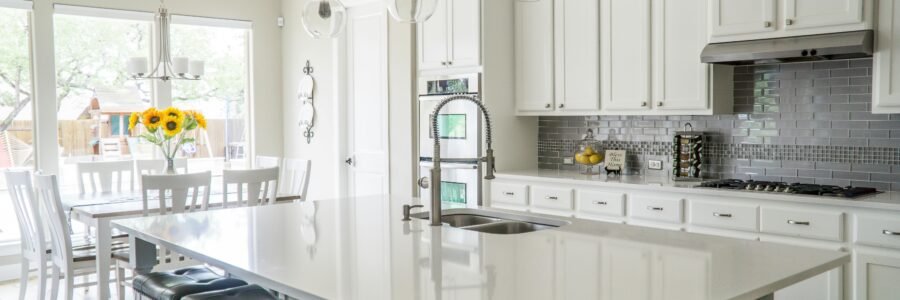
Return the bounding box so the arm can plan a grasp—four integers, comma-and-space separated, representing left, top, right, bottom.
574, 129, 603, 175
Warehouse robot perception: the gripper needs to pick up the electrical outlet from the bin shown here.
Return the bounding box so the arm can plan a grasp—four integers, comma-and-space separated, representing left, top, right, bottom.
648, 160, 663, 170
563, 158, 574, 165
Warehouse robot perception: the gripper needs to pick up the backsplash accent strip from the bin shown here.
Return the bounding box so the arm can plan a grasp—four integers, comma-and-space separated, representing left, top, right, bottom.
537, 58, 900, 191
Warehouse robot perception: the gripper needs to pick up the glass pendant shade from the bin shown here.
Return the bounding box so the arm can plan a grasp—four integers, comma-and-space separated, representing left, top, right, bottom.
301, 0, 347, 39
386, 0, 439, 23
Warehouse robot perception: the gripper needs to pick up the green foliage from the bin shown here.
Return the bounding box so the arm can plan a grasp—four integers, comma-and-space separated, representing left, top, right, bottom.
0, 9, 32, 108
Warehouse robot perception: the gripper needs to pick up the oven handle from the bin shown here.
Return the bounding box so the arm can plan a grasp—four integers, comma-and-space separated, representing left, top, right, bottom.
419, 161, 479, 170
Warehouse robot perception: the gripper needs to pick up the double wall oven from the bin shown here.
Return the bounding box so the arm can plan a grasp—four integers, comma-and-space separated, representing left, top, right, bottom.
418, 73, 482, 208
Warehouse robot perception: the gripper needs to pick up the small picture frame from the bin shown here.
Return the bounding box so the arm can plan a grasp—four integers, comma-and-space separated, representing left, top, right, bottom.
604, 150, 626, 176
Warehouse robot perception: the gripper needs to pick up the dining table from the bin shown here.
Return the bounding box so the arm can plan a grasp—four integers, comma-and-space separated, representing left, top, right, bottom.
63, 189, 303, 300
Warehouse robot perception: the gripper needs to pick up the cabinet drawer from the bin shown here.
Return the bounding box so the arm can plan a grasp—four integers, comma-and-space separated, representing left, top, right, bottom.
760, 207, 844, 242
855, 214, 900, 250
690, 201, 759, 232
576, 190, 626, 217
491, 182, 528, 206
628, 196, 683, 224
530, 185, 574, 211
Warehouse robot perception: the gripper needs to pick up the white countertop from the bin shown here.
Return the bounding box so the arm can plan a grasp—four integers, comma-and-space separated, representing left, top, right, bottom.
496, 169, 900, 211
113, 195, 849, 300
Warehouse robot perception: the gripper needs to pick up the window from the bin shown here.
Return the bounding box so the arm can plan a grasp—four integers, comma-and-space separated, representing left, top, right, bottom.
0, 5, 34, 242
52, 10, 153, 190
170, 21, 251, 168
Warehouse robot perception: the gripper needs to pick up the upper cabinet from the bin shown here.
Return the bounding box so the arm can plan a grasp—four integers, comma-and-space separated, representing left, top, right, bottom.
515, 0, 601, 115
709, 0, 873, 43
417, 0, 481, 72
874, 0, 900, 114
602, 0, 651, 112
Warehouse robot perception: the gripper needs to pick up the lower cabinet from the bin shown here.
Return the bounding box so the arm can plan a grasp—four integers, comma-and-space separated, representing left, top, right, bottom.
855, 249, 900, 300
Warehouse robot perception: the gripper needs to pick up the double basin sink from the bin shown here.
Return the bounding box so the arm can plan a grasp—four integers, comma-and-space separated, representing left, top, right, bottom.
411, 208, 569, 234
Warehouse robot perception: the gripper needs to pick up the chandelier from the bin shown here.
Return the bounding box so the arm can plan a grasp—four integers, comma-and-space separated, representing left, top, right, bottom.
127, 0, 204, 81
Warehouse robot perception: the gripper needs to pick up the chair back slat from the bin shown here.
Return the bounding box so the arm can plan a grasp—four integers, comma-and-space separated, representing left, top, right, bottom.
4, 170, 45, 259
282, 159, 312, 200
223, 167, 279, 207
33, 174, 74, 268
76, 160, 134, 194
255, 156, 282, 169
141, 171, 212, 216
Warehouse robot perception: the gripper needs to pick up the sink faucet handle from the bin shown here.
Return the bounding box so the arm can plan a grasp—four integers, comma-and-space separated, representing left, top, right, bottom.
402, 204, 425, 221
484, 149, 496, 180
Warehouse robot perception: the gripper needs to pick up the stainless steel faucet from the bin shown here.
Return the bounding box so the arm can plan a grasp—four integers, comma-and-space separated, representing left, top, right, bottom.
428, 95, 495, 226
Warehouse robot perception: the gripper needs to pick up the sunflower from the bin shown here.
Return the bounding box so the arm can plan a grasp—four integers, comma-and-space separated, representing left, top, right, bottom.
128, 112, 140, 131
192, 111, 207, 129
161, 115, 184, 137
142, 108, 163, 131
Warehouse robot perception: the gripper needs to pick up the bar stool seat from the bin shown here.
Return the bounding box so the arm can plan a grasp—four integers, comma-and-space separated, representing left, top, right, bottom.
132, 266, 247, 300
182, 285, 277, 300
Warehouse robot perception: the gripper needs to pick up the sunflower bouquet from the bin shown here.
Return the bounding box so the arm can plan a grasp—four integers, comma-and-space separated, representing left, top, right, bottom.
129, 106, 207, 173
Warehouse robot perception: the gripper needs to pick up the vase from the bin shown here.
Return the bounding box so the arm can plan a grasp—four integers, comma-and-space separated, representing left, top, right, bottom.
166, 158, 177, 174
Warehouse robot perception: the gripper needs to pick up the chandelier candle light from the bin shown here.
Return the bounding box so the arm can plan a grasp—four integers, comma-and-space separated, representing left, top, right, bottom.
127, 0, 205, 81
129, 107, 207, 174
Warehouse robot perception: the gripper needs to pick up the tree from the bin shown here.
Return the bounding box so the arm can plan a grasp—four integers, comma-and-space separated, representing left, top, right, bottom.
0, 9, 33, 131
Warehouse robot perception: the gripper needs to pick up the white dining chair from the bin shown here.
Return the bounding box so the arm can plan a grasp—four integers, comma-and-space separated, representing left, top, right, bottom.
5, 170, 49, 300
34, 173, 129, 300
134, 158, 189, 175
140, 171, 212, 216
255, 155, 282, 169
75, 160, 134, 194
282, 158, 312, 200
222, 167, 280, 207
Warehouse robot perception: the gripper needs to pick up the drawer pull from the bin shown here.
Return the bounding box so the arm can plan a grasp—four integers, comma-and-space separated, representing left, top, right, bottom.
713, 212, 732, 218
503, 192, 515, 196
593, 201, 608, 206
546, 196, 559, 200
883, 230, 900, 236
647, 206, 664, 211
787, 220, 810, 226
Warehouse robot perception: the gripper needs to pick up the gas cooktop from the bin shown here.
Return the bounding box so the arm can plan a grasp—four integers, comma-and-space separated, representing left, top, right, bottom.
697, 179, 880, 199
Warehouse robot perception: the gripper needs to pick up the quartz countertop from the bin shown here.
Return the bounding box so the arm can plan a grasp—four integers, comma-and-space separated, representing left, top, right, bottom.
113, 195, 849, 300
496, 169, 900, 211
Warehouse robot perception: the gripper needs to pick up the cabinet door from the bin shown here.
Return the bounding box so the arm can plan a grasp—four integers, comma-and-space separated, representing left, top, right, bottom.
554, 0, 600, 112
653, 0, 710, 111
557, 236, 601, 300
656, 248, 711, 300
602, 0, 651, 111
418, 0, 449, 70
759, 236, 843, 300
515, 234, 555, 300
448, 0, 481, 68
515, 0, 555, 113
709, 0, 776, 38
783, 0, 864, 30
603, 242, 652, 300
873, 0, 900, 114
855, 250, 900, 300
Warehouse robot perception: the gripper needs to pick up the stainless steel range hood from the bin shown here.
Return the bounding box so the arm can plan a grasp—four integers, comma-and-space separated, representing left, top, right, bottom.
701, 30, 874, 65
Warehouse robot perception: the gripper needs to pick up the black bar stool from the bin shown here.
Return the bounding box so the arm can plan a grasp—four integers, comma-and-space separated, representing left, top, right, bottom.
181, 284, 278, 300
132, 266, 248, 300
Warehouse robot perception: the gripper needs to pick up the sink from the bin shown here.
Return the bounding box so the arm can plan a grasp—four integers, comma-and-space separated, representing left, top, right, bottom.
411, 208, 568, 234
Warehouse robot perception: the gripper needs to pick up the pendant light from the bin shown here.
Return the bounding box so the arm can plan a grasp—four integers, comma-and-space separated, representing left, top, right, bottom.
127, 0, 204, 81
386, 0, 439, 23
301, 0, 347, 39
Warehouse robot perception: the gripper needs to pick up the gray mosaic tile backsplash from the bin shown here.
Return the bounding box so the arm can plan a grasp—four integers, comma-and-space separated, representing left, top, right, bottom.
538, 58, 900, 191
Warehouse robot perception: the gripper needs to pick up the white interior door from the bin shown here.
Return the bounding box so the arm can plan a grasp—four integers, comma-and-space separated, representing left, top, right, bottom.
346, 3, 390, 199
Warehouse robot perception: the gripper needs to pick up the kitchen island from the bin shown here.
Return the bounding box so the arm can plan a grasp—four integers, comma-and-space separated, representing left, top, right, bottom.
112, 195, 849, 300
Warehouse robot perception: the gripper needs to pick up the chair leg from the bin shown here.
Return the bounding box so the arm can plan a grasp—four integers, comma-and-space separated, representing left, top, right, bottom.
50, 266, 60, 300
64, 269, 74, 300
116, 260, 126, 300
18, 260, 28, 300
37, 260, 47, 300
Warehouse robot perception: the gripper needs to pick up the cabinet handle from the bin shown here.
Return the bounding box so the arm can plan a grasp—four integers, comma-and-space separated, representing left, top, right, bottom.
883, 230, 900, 236
647, 206, 664, 211
713, 212, 732, 218
559, 104, 565, 109
441, 61, 448, 66
545, 103, 552, 109
447, 61, 453, 65
641, 102, 648, 107
786, 19, 794, 26
764, 21, 772, 28
593, 201, 607, 205
546, 196, 559, 200
657, 102, 664, 107
787, 220, 810, 226
504, 192, 515, 196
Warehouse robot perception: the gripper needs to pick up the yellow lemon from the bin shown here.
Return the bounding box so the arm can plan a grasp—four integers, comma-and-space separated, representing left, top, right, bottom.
589, 154, 602, 164
583, 146, 595, 155
575, 153, 585, 163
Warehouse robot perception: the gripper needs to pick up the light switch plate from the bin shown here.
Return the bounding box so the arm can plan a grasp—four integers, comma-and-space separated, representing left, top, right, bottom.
563, 158, 574, 165
648, 160, 663, 170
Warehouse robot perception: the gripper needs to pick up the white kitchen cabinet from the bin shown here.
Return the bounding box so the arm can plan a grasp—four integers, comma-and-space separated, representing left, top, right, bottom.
515, 234, 556, 300
855, 249, 900, 300
759, 236, 844, 300
515, 0, 601, 115
601, 0, 651, 112
709, 0, 777, 38
603, 242, 652, 300
709, 0, 872, 43
417, 0, 481, 72
556, 235, 602, 300
514, 0, 555, 113
873, 0, 900, 114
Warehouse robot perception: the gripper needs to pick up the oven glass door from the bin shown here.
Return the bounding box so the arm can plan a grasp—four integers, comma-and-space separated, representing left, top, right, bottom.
419, 162, 480, 209
419, 95, 481, 160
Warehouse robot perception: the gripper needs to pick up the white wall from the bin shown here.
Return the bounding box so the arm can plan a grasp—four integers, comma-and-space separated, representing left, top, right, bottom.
282, 0, 416, 200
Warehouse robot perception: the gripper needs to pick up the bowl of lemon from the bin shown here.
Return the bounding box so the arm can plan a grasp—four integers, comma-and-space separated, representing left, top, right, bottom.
575, 145, 604, 174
